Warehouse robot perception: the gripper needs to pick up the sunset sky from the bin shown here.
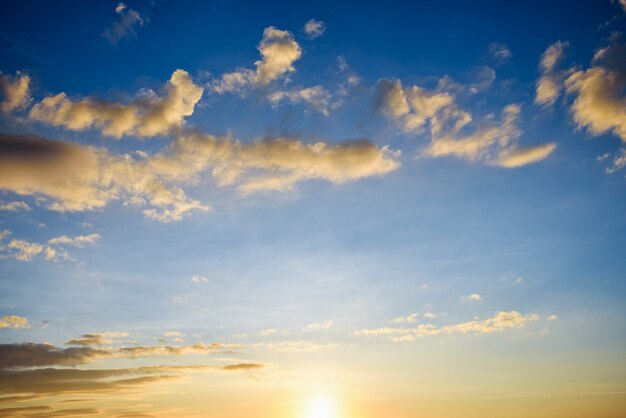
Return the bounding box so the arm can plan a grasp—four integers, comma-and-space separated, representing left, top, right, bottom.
1, 1, 625, 417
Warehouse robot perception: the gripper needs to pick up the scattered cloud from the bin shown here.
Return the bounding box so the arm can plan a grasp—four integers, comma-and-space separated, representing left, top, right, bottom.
304, 19, 326, 39
565, 41, 626, 143
268, 85, 333, 115
66, 332, 128, 347
355, 311, 540, 342
103, 3, 144, 45
535, 41, 569, 106
30, 70, 204, 138
461, 293, 482, 302
390, 313, 419, 324
488, 42, 512, 63
210, 26, 301, 94
377, 78, 555, 167
0, 200, 31, 212
0, 230, 99, 262
0, 72, 30, 112
0, 315, 30, 330
254, 340, 338, 352
48, 233, 101, 248
258, 328, 277, 336
305, 321, 333, 331
191, 275, 208, 283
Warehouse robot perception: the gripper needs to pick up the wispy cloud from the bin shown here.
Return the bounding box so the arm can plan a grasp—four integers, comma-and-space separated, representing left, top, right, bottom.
103, 3, 144, 45
303, 19, 326, 39
535, 41, 569, 107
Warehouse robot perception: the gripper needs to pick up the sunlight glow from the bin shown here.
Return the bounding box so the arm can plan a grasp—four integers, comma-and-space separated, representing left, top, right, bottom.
303, 397, 338, 418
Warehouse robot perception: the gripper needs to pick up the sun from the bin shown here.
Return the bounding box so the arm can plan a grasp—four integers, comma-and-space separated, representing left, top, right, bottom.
302, 397, 338, 418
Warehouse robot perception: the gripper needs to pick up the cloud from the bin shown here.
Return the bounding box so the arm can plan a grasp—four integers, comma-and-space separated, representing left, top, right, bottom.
103, 3, 144, 45
0, 316, 30, 330
210, 26, 301, 94
565, 42, 626, 143
0, 72, 30, 112
462, 293, 482, 302
304, 19, 326, 39
0, 131, 398, 221
116, 342, 241, 358
191, 275, 208, 283
0, 230, 99, 262
268, 86, 333, 115
535, 41, 568, 106
606, 148, 626, 173
254, 340, 338, 352
424, 103, 556, 167
355, 311, 540, 342
65, 332, 128, 347
48, 233, 101, 248
258, 328, 277, 336
0, 200, 31, 211
30, 70, 204, 138
0, 343, 109, 369
305, 321, 333, 331
488, 42, 512, 63
390, 313, 419, 324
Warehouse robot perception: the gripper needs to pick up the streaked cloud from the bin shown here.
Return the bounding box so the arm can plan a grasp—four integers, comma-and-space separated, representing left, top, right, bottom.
65, 332, 128, 347
535, 41, 568, 106
0, 132, 398, 221
355, 311, 541, 342
0, 72, 30, 112
390, 313, 419, 324
305, 321, 333, 331
268, 85, 333, 115
488, 42, 512, 63
103, 2, 144, 45
30, 70, 204, 138
0, 315, 30, 330
0, 230, 98, 262
0, 200, 31, 212
48, 233, 101, 248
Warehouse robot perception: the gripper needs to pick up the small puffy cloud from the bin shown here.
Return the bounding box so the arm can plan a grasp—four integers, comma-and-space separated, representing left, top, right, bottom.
210, 26, 301, 94
30, 70, 204, 139
304, 19, 326, 39
565, 41, 626, 143
0, 201, 31, 211
390, 313, 419, 324
0, 315, 30, 329
462, 293, 482, 302
268, 85, 333, 115
355, 311, 540, 342
0, 72, 31, 112
0, 230, 97, 262
103, 3, 144, 44
488, 42, 512, 63
535, 41, 568, 106
258, 328, 277, 336
48, 233, 101, 248
305, 321, 333, 331
191, 275, 208, 283
423, 312, 437, 320
548, 314, 559, 321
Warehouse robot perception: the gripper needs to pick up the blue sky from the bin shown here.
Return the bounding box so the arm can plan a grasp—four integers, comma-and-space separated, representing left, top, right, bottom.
0, 1, 625, 418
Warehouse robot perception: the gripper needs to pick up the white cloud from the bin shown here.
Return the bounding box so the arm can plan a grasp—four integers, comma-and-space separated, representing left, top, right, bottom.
355, 311, 540, 342
535, 41, 568, 107
254, 340, 338, 352
462, 293, 482, 302
304, 19, 326, 39
191, 275, 209, 283
103, 3, 144, 44
606, 148, 626, 173
0, 200, 31, 212
30, 70, 204, 139
268, 85, 333, 115
305, 321, 333, 331
48, 233, 101, 248
0, 315, 30, 329
390, 313, 419, 324
0, 72, 30, 112
258, 328, 277, 336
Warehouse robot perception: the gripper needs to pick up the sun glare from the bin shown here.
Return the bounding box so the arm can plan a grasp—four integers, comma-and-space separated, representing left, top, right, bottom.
303, 397, 338, 418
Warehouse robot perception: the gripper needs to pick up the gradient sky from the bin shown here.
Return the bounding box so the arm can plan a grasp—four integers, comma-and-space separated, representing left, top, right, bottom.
1, 1, 625, 417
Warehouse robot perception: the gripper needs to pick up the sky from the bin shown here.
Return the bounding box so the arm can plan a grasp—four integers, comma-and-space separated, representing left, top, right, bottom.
0, 1, 625, 417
